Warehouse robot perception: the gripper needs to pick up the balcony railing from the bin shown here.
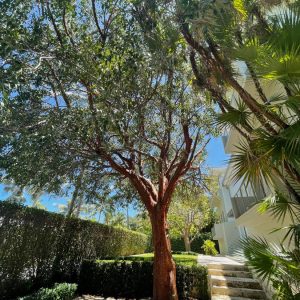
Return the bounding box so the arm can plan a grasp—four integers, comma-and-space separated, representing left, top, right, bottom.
230, 180, 268, 218
231, 196, 258, 218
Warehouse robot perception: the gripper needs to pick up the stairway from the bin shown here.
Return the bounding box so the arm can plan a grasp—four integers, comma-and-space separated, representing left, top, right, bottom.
207, 263, 266, 300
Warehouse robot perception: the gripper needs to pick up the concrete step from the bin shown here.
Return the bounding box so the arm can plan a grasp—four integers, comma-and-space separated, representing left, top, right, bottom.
212, 286, 265, 299
208, 263, 248, 272
208, 269, 253, 278
210, 275, 261, 289
211, 296, 259, 300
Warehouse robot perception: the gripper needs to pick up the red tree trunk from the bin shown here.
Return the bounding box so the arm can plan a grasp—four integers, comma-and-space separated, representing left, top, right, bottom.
151, 206, 178, 300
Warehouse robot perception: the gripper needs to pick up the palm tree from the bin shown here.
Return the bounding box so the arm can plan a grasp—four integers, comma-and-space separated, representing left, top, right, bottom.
176, 0, 300, 298
178, 0, 300, 196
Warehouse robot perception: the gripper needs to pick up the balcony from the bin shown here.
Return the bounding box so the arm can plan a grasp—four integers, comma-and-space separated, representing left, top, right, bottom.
231, 196, 258, 219
230, 179, 268, 219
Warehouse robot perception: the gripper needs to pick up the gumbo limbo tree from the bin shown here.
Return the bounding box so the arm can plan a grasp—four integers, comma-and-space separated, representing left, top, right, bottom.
0, 1, 214, 298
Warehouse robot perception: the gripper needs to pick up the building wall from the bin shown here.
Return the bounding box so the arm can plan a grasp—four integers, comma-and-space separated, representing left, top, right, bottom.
211, 161, 294, 255
236, 204, 295, 248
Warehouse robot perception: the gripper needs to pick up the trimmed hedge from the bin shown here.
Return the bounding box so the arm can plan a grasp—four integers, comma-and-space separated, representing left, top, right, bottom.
19, 283, 77, 300
0, 202, 149, 299
171, 232, 213, 253
78, 260, 209, 300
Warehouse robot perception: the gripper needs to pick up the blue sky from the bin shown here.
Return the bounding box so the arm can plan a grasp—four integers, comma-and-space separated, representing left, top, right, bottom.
206, 136, 229, 168
0, 136, 228, 215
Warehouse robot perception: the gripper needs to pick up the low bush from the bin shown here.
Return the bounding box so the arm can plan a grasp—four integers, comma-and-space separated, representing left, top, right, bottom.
201, 240, 218, 256
0, 202, 149, 299
19, 283, 77, 300
78, 260, 209, 300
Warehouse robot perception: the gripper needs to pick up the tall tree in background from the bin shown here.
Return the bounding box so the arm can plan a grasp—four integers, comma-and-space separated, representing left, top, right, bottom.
2, 179, 44, 208
168, 181, 215, 252
0, 1, 214, 298
2, 180, 26, 205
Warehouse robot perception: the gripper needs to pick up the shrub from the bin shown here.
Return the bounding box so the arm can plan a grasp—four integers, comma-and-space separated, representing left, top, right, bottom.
19, 283, 77, 300
0, 202, 149, 299
201, 240, 218, 256
78, 260, 209, 300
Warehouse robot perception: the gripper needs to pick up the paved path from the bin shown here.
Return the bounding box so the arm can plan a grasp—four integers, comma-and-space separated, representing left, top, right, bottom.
197, 254, 245, 266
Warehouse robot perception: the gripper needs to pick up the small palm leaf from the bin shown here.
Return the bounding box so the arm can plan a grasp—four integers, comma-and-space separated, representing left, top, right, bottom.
268, 94, 300, 117
253, 124, 300, 166
241, 237, 277, 281
280, 223, 300, 248
242, 237, 300, 287
215, 100, 251, 129
230, 140, 273, 187
233, 0, 248, 20
258, 191, 300, 223
285, 96, 300, 117
269, 6, 300, 56
233, 38, 262, 62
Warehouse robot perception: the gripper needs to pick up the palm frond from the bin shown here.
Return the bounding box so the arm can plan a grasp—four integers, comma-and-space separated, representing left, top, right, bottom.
269, 6, 300, 56
268, 92, 287, 104
280, 223, 300, 248
258, 191, 300, 222
215, 100, 251, 129
241, 237, 278, 281
233, 0, 248, 20
233, 5, 300, 82
233, 38, 263, 62
230, 140, 273, 187
268, 94, 300, 117
253, 124, 300, 166
242, 237, 300, 288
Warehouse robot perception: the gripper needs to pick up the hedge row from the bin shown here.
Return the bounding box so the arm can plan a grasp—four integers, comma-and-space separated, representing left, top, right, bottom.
78, 260, 209, 300
0, 202, 149, 299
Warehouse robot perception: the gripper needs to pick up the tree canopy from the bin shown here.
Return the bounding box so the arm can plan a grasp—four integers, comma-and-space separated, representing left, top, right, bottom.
0, 1, 215, 298
0, 0, 214, 203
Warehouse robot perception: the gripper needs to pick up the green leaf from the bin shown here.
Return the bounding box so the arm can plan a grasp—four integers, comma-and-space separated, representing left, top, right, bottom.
233, 0, 248, 20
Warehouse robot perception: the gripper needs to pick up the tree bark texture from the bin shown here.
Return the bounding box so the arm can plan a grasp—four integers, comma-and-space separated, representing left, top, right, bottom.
183, 232, 191, 252
151, 205, 178, 300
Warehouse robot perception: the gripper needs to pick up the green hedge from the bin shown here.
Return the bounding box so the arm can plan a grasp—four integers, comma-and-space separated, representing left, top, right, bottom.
171, 232, 213, 253
0, 202, 149, 299
78, 260, 209, 300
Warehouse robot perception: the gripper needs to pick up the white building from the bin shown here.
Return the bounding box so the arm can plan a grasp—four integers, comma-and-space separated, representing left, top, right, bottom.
210, 62, 294, 255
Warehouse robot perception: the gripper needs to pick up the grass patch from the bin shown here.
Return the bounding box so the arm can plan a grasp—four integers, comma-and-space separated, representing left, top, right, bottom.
129, 252, 198, 266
